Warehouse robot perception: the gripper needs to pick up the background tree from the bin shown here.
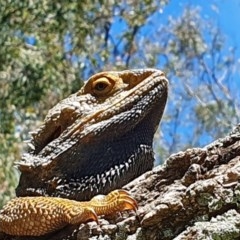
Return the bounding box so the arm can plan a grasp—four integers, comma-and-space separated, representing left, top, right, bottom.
0, 0, 239, 208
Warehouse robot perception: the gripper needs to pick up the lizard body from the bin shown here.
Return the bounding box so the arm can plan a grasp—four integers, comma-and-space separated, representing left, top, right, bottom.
0, 69, 168, 237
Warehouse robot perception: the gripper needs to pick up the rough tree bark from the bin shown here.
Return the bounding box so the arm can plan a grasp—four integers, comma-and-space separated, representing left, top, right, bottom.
75, 124, 240, 240
1, 124, 240, 240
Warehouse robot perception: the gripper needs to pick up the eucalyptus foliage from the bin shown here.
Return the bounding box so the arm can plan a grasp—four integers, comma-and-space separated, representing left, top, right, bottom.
0, 1, 238, 207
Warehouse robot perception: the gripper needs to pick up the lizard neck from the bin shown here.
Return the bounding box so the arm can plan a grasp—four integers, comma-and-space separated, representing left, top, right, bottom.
53, 119, 155, 200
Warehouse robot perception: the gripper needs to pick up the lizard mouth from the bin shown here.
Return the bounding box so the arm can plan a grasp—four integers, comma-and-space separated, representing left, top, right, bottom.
70, 69, 168, 140
63, 70, 167, 135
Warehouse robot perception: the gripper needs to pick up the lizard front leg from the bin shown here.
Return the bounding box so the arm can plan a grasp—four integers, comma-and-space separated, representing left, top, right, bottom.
0, 190, 137, 236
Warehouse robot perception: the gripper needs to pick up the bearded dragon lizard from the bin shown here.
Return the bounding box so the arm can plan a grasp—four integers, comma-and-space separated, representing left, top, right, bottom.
0, 69, 168, 237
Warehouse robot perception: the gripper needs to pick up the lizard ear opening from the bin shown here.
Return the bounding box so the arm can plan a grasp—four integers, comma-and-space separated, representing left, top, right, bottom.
43, 125, 62, 147
49, 125, 62, 143
32, 125, 62, 154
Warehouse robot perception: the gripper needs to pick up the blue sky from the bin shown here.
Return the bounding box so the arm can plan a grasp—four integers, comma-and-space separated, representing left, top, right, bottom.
151, 0, 240, 157
165, 0, 240, 56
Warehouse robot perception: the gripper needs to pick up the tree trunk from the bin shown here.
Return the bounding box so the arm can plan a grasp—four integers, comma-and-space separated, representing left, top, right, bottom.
2, 124, 240, 240
76, 124, 240, 240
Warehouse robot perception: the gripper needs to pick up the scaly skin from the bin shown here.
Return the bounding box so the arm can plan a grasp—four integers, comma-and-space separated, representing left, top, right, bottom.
16, 69, 168, 201
0, 190, 137, 236
0, 69, 168, 238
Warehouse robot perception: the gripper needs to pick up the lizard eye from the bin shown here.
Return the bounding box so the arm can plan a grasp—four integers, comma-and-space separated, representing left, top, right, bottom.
95, 82, 108, 91
92, 77, 113, 96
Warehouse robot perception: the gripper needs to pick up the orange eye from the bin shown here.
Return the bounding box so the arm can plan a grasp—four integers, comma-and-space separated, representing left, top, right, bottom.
92, 77, 113, 96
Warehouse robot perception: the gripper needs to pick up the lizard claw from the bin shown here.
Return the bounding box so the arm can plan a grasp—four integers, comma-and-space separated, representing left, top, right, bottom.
109, 189, 138, 212
89, 189, 138, 216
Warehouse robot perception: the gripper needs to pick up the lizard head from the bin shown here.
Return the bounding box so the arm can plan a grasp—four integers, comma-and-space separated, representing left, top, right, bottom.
16, 69, 168, 200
